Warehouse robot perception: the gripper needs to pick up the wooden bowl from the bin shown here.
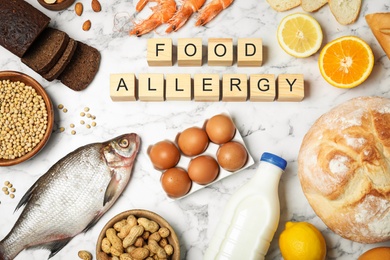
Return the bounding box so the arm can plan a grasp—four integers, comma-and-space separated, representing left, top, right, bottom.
0, 71, 54, 166
96, 209, 180, 260
37, 0, 75, 11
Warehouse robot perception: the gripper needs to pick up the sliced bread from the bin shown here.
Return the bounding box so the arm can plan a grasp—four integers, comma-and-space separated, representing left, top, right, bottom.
0, 0, 50, 58
22, 28, 70, 74
328, 0, 362, 25
301, 0, 327, 12
366, 13, 390, 59
42, 39, 78, 81
58, 42, 101, 91
266, 0, 300, 12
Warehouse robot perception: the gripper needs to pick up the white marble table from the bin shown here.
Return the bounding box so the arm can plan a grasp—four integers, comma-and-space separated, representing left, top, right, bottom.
1, 0, 390, 259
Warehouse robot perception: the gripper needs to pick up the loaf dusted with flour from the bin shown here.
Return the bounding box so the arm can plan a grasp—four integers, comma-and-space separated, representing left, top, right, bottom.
298, 96, 390, 243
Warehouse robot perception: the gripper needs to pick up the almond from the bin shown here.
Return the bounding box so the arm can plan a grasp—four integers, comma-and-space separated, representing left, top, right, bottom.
75, 2, 83, 16
91, 0, 101, 12
82, 20, 91, 31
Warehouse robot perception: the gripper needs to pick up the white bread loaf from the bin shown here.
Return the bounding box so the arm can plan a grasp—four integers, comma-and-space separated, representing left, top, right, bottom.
366, 13, 390, 59
298, 96, 390, 243
328, 0, 362, 25
266, 0, 300, 12
301, 0, 327, 12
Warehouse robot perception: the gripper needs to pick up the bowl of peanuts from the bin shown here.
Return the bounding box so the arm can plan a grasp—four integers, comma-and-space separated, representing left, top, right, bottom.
0, 71, 54, 166
96, 209, 180, 260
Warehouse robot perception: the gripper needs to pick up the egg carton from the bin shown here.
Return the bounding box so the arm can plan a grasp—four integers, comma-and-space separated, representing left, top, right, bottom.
148, 110, 254, 200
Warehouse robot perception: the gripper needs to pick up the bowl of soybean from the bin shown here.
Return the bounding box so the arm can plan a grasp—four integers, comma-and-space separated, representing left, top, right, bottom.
0, 71, 54, 166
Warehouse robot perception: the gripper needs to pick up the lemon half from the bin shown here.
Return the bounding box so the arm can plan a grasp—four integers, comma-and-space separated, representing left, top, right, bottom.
277, 13, 323, 58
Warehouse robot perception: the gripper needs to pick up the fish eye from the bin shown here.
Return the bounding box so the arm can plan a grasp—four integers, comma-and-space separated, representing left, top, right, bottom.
119, 138, 129, 148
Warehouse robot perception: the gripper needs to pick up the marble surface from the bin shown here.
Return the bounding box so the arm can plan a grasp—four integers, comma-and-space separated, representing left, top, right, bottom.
1, 0, 390, 259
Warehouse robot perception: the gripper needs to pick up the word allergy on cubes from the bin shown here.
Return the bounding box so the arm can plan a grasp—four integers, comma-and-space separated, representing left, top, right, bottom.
109, 38, 305, 102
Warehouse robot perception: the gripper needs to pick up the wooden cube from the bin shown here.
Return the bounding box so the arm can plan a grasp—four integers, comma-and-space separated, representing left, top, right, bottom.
193, 74, 220, 101
208, 38, 233, 66
277, 74, 304, 101
110, 73, 136, 101
138, 74, 165, 101
177, 38, 203, 66
222, 74, 248, 101
147, 38, 173, 66
166, 74, 192, 101
237, 38, 263, 67
249, 74, 276, 102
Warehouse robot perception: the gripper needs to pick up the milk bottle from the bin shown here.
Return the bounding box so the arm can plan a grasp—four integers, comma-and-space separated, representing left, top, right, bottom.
204, 152, 287, 260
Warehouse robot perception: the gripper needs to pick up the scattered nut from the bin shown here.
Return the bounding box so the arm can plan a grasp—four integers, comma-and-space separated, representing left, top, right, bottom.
75, 2, 83, 16
91, 0, 101, 12
78, 250, 92, 260
83, 20, 91, 31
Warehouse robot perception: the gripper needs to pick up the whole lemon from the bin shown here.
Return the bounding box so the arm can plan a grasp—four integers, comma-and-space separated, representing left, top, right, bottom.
279, 221, 326, 260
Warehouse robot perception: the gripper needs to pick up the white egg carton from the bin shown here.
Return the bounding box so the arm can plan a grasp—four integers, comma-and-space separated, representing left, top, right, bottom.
148, 110, 254, 200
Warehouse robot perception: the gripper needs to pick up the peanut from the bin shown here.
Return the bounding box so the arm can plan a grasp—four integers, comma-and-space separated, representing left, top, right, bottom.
148, 232, 161, 242
134, 237, 145, 248
78, 250, 92, 260
119, 253, 132, 260
101, 237, 112, 254
114, 219, 128, 232
158, 227, 170, 238
118, 223, 133, 239
106, 228, 124, 256
130, 247, 150, 260
159, 238, 168, 248
97, 251, 111, 260
127, 215, 138, 227
148, 239, 167, 259
164, 244, 174, 256
123, 225, 144, 248
137, 218, 159, 233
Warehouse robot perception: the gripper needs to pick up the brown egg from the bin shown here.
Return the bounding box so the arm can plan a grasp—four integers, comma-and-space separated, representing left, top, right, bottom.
160, 167, 192, 198
177, 127, 209, 156
149, 140, 180, 170
206, 114, 236, 144
188, 155, 220, 185
217, 141, 248, 172
358, 247, 390, 260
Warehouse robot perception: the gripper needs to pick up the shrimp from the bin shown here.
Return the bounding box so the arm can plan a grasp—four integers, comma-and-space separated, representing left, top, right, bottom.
130, 0, 177, 36
166, 0, 206, 33
195, 0, 234, 26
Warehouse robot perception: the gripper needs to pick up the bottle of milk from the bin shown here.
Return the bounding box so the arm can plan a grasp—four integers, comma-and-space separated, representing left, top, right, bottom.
204, 152, 287, 260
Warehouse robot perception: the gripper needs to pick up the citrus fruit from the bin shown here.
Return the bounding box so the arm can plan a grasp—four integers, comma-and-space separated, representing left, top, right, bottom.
277, 13, 323, 58
358, 247, 390, 260
279, 221, 326, 260
318, 36, 374, 88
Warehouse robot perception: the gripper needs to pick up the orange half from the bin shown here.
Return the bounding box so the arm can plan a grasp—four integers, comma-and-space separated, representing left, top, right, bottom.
319, 36, 374, 88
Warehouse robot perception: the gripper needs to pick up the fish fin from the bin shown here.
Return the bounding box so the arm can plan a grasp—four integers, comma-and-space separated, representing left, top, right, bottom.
103, 174, 119, 207
39, 238, 72, 259
14, 183, 38, 212
83, 213, 103, 233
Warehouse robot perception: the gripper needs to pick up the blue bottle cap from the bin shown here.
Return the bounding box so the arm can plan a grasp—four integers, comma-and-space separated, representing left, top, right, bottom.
260, 152, 287, 170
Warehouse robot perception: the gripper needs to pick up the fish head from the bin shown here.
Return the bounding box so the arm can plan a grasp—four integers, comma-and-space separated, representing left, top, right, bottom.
102, 133, 141, 171
101, 133, 141, 206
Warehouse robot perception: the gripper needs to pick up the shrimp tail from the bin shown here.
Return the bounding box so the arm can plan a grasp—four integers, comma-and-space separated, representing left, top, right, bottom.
195, 0, 233, 26
166, 7, 194, 33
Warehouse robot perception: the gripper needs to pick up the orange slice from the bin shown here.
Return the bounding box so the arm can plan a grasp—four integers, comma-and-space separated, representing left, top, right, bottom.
318, 36, 374, 88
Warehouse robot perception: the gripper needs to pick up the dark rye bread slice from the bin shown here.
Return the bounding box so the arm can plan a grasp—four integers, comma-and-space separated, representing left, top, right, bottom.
0, 0, 50, 58
43, 39, 78, 82
58, 42, 101, 91
22, 28, 70, 75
